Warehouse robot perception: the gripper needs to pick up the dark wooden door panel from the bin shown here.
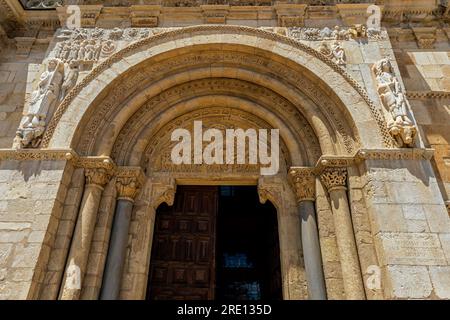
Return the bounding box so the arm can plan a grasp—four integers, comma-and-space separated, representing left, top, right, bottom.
147, 186, 218, 300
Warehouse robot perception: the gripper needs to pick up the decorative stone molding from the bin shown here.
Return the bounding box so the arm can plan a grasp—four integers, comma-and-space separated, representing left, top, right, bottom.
85, 168, 111, 189
320, 167, 348, 193
288, 167, 315, 203
407, 91, 450, 100
355, 148, 434, 161
0, 148, 75, 162
412, 27, 437, 49
372, 58, 417, 148
314, 155, 355, 173
115, 167, 145, 202
40, 25, 392, 149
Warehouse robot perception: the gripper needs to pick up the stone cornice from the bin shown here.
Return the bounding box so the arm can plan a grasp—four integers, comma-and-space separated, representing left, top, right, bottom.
0, 148, 116, 172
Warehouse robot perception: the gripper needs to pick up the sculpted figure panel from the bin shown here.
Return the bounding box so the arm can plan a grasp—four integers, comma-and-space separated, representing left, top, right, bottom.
372, 59, 417, 148
14, 59, 64, 149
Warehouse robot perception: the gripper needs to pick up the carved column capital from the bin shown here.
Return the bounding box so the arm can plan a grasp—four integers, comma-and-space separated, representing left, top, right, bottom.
115, 167, 145, 202
320, 167, 348, 192
85, 168, 111, 189
288, 167, 315, 203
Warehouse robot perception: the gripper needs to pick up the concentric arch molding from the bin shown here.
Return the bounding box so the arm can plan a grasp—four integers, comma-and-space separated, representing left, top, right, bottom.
40, 24, 392, 148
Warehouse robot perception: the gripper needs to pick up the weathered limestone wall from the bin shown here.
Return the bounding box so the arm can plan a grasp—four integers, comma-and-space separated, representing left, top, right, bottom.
0, 159, 72, 299
361, 158, 450, 299
0, 43, 48, 148
393, 33, 450, 206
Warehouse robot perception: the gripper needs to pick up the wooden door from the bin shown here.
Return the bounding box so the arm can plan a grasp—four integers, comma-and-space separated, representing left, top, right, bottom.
147, 186, 218, 300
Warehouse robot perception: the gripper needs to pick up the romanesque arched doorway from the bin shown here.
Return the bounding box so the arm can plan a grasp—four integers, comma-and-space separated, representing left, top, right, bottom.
38, 26, 391, 300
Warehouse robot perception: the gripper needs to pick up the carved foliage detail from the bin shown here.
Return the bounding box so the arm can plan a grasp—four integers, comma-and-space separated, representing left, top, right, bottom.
320, 167, 348, 192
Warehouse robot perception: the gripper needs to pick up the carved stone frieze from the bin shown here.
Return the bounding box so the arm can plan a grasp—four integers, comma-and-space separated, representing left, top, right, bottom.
288, 25, 387, 41
288, 167, 315, 203
355, 148, 434, 161
320, 167, 348, 192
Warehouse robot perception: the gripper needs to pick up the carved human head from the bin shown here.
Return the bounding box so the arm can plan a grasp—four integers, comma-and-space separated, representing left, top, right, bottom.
47, 59, 58, 70
373, 58, 392, 76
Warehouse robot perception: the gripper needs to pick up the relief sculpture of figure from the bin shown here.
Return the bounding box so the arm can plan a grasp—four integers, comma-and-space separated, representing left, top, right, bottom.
373, 58, 417, 147
331, 41, 346, 66
60, 61, 79, 101
13, 59, 64, 149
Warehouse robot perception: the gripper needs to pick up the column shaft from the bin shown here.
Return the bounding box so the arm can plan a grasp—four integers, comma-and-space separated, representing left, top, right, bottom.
60, 184, 104, 300
100, 199, 134, 300
299, 201, 327, 300
328, 188, 365, 299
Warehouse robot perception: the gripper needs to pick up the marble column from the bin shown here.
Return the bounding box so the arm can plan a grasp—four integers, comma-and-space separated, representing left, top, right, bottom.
320, 167, 365, 300
60, 168, 111, 300
100, 170, 142, 300
289, 168, 327, 300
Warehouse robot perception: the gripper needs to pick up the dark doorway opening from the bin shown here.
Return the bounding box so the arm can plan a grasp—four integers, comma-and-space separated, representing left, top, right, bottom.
216, 186, 282, 301
146, 185, 282, 300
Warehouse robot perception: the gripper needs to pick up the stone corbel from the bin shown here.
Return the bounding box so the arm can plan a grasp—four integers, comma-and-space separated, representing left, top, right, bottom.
306, 5, 338, 22
336, 3, 378, 26
147, 176, 176, 210
15, 36, 35, 57
56, 5, 103, 28
257, 175, 294, 211
288, 167, 315, 203
115, 167, 145, 202
274, 3, 307, 27
130, 5, 160, 27
412, 27, 437, 49
201, 5, 229, 24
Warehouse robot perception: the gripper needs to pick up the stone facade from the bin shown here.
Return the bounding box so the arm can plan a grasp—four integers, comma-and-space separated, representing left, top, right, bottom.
0, 0, 449, 300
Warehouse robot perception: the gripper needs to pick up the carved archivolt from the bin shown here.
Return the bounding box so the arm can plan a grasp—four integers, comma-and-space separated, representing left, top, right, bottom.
41, 25, 391, 150
77, 54, 357, 162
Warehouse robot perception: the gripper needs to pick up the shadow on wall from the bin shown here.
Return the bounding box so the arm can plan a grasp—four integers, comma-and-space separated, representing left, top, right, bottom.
394, 48, 450, 201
